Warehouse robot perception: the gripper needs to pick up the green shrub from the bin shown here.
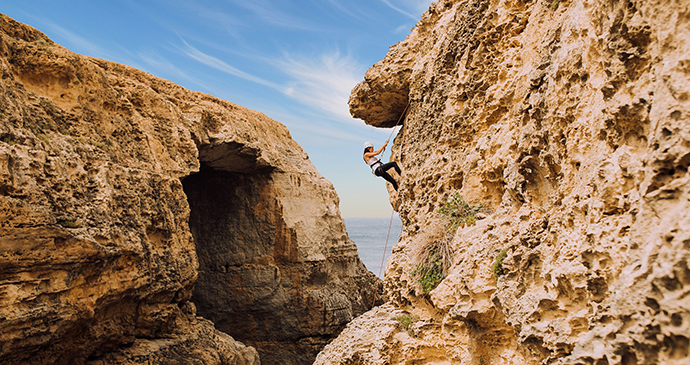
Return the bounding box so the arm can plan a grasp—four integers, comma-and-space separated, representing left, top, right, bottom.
35, 37, 51, 51
90, 139, 113, 151
392, 314, 419, 336
411, 249, 444, 293
39, 98, 52, 108
409, 194, 482, 294
39, 98, 58, 116
38, 121, 56, 131
438, 192, 483, 231
410, 223, 450, 293
412, 263, 444, 293
37, 133, 49, 145
492, 248, 508, 279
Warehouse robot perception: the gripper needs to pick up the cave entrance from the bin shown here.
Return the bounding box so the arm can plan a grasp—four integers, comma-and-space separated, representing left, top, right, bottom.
181, 140, 378, 365
182, 167, 283, 326
181, 147, 306, 364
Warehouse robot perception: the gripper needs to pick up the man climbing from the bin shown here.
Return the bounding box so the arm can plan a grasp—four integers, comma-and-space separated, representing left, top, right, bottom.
363, 140, 401, 190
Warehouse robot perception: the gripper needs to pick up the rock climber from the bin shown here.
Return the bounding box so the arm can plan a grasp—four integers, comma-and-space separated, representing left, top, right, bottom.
363, 140, 401, 190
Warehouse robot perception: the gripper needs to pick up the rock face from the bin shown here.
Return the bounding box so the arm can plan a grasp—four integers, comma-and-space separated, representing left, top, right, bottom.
319, 0, 690, 364
0, 15, 378, 365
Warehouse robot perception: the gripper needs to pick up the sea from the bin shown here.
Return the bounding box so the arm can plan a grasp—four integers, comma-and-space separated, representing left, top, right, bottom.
344, 216, 403, 278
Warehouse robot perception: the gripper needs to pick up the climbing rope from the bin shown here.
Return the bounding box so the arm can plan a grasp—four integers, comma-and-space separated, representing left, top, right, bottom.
372, 209, 396, 308
388, 101, 409, 140
380, 101, 410, 158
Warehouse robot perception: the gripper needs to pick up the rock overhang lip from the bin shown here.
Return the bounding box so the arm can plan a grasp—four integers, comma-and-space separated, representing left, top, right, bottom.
348, 72, 411, 129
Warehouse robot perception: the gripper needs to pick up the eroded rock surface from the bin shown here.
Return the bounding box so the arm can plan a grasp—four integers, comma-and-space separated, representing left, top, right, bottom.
320, 0, 690, 364
0, 15, 378, 365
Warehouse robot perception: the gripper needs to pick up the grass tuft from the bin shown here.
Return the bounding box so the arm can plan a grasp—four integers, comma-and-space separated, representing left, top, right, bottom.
410, 192, 483, 294
37, 133, 49, 146
35, 37, 51, 51
411, 249, 445, 293
410, 223, 450, 293
392, 314, 419, 336
492, 249, 508, 279
39, 98, 58, 115
438, 192, 483, 231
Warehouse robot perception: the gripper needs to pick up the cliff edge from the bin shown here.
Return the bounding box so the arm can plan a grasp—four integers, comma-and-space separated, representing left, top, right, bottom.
0, 15, 378, 365
318, 0, 690, 364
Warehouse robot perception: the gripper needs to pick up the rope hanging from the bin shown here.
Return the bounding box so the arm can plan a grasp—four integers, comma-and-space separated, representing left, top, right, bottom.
381, 101, 410, 158
388, 101, 409, 140
372, 209, 396, 308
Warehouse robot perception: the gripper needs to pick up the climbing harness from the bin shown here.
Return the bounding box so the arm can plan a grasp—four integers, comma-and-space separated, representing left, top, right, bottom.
364, 152, 383, 175
363, 141, 381, 171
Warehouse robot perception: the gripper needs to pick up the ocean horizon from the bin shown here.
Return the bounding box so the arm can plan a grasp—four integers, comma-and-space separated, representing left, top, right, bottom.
344, 216, 403, 278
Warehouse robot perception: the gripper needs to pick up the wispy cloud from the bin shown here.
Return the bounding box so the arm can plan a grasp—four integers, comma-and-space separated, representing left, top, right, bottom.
178, 40, 280, 89
275, 51, 365, 122
178, 40, 376, 127
412, 0, 437, 15
379, 0, 417, 19
138, 50, 215, 91
395, 24, 413, 34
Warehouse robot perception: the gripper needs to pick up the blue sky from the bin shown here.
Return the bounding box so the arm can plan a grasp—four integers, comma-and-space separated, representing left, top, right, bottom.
1, 0, 433, 217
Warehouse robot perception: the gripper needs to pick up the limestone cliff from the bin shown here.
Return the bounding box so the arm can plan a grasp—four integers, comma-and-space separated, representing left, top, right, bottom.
317, 0, 690, 364
0, 15, 378, 365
